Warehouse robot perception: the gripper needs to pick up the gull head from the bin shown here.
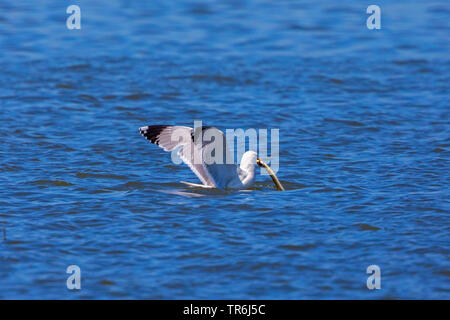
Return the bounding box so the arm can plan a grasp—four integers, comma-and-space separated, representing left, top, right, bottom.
240, 150, 258, 170
238, 151, 258, 187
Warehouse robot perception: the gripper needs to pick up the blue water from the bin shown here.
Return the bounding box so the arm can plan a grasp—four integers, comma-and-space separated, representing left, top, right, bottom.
1, 0, 449, 299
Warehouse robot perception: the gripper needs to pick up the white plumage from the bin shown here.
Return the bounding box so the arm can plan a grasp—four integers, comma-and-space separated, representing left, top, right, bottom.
139, 125, 257, 189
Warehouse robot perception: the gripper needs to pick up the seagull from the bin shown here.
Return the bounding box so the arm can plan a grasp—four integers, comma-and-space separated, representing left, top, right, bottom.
139, 125, 258, 189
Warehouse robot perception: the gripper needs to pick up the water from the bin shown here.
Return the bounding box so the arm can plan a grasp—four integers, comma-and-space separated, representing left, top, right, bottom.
1, 0, 449, 299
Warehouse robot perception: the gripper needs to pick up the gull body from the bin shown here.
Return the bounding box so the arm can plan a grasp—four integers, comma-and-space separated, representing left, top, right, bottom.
139, 125, 257, 189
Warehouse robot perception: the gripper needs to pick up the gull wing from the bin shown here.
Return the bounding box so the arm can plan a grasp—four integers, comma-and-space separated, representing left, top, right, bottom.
195, 127, 242, 188
139, 125, 241, 188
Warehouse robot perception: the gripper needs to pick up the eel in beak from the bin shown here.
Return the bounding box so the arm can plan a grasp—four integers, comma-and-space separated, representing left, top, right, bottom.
256, 158, 285, 191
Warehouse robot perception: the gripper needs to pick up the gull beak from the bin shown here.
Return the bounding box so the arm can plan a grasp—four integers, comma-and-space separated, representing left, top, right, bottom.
256, 158, 263, 167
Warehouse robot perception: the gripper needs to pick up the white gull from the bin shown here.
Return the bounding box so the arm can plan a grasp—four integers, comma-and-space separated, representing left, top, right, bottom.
139, 125, 257, 189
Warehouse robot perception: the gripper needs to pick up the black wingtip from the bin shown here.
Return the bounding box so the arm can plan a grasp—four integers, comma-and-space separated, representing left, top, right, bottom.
139, 125, 169, 145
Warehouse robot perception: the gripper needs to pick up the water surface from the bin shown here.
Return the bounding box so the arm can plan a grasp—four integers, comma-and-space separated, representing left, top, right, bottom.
0, 0, 449, 299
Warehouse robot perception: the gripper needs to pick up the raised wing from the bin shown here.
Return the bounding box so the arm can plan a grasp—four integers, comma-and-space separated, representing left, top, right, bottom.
139, 125, 241, 188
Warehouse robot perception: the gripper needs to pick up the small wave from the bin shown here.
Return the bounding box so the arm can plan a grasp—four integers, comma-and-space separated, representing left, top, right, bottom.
323, 118, 365, 127
78, 94, 98, 102
124, 93, 152, 101
76, 172, 127, 180
166, 74, 237, 84
356, 224, 381, 231
278, 244, 317, 251
31, 180, 74, 187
